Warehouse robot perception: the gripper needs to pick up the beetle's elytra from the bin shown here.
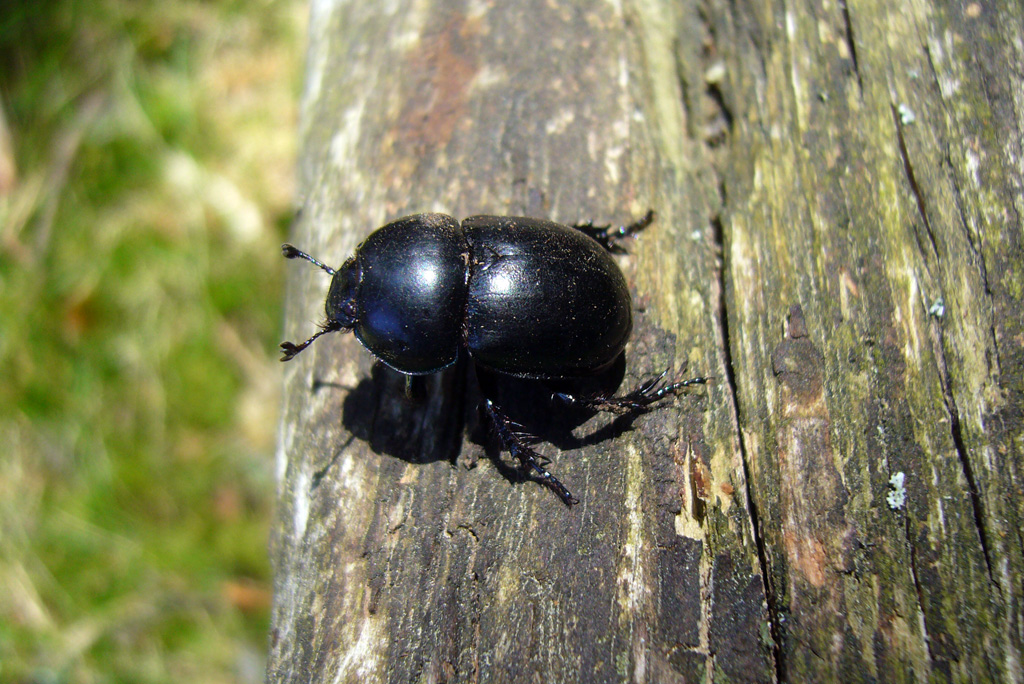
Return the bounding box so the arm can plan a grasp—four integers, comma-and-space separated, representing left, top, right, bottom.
282, 211, 708, 506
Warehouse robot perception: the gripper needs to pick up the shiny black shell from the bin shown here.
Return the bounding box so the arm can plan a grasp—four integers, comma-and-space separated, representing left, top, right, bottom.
329, 213, 633, 378
462, 216, 631, 378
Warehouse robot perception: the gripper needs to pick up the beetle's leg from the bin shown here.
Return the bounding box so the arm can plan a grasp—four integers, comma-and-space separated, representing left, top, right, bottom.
554, 369, 711, 415
571, 210, 655, 253
403, 375, 429, 403
484, 399, 578, 507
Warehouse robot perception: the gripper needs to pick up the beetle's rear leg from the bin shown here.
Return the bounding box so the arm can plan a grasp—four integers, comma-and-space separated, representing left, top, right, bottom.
484, 399, 578, 506
554, 369, 711, 415
572, 210, 655, 253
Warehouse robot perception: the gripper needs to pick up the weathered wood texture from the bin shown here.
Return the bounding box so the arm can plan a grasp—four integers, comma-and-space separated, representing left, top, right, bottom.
269, 0, 1023, 682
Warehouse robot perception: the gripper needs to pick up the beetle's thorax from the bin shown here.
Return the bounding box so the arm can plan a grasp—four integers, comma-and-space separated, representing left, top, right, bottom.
345, 213, 468, 374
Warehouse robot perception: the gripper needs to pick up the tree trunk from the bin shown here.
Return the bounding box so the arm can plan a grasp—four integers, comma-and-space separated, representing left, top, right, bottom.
268, 0, 1024, 682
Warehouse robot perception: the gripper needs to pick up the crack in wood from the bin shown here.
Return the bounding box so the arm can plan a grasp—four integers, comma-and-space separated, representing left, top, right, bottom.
926, 146, 1004, 589
697, 1, 733, 146
673, 34, 697, 142
838, 0, 862, 94
928, 313, 996, 584
905, 510, 938, 667
945, 377, 996, 584
710, 212, 784, 682
945, 149, 1001, 375
704, 79, 733, 146
892, 104, 940, 262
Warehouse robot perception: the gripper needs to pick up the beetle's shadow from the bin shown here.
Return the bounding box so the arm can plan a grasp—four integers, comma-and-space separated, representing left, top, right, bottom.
333, 360, 468, 466
329, 353, 648, 490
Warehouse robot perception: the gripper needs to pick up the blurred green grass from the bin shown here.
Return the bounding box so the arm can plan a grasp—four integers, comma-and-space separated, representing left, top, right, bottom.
0, 0, 304, 681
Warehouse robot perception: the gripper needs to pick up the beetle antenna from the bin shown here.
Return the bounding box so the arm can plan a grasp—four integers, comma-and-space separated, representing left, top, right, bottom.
282, 244, 336, 275
280, 322, 341, 361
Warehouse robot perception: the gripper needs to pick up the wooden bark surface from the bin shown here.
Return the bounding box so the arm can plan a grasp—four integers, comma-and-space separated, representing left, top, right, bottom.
269, 0, 1023, 682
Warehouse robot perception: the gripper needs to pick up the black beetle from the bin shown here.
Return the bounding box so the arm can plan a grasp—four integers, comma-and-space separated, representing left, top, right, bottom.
282, 211, 707, 505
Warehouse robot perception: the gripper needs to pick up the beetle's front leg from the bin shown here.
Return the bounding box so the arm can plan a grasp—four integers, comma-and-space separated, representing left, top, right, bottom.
483, 399, 578, 507
571, 210, 655, 253
554, 369, 711, 416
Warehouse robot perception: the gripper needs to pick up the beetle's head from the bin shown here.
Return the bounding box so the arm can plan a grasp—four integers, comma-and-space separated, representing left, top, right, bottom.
279, 244, 359, 362
325, 257, 361, 329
